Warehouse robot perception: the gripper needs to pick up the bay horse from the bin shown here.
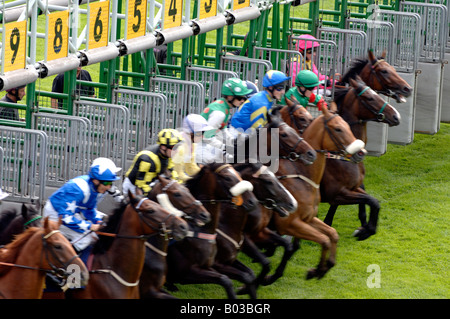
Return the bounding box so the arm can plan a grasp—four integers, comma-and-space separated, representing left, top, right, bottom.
272, 106, 366, 279
0, 217, 88, 299
68, 191, 188, 299
0, 203, 42, 246
165, 162, 256, 299
230, 162, 298, 293
319, 76, 401, 239
139, 175, 211, 299
340, 50, 412, 103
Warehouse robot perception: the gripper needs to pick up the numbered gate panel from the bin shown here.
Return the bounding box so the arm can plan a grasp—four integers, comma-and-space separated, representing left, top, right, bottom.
87, 1, 110, 50
2, 20, 27, 74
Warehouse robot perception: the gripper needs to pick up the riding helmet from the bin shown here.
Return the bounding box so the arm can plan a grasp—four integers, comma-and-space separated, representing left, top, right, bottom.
221, 78, 253, 97
157, 129, 183, 146
262, 70, 291, 88
89, 157, 121, 181
295, 70, 321, 88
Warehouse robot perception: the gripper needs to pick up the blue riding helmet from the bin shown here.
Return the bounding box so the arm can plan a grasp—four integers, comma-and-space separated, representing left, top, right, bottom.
88, 157, 121, 181
262, 70, 291, 88
244, 81, 259, 98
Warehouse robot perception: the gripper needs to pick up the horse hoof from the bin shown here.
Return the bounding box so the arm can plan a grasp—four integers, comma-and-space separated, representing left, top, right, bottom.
262, 275, 277, 286
236, 286, 249, 295
306, 268, 317, 280
353, 227, 375, 241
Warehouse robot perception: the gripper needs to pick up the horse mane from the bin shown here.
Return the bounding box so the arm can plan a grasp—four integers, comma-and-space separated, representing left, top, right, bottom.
0, 209, 18, 234
233, 162, 263, 173
340, 55, 384, 84
184, 165, 207, 190
92, 202, 128, 254
0, 227, 40, 275
333, 86, 351, 112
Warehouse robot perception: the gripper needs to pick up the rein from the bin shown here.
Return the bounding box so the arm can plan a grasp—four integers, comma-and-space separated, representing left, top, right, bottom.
0, 229, 77, 278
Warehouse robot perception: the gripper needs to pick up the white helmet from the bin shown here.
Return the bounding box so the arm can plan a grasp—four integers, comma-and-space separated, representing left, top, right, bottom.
183, 114, 214, 134
88, 157, 122, 181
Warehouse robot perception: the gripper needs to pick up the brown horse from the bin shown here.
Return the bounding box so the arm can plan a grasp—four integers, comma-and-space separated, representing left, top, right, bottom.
319, 76, 401, 239
340, 50, 412, 103
139, 176, 211, 299
0, 203, 42, 245
0, 217, 88, 299
272, 106, 366, 279
165, 162, 256, 299
69, 192, 188, 299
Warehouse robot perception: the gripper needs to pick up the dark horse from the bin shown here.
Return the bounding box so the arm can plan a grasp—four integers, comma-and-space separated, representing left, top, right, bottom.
0, 203, 42, 246
139, 175, 211, 299
68, 192, 188, 299
320, 76, 401, 240
165, 162, 256, 299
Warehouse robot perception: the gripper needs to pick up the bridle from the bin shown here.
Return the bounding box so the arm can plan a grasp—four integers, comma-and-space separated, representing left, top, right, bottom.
0, 229, 78, 279
355, 86, 388, 122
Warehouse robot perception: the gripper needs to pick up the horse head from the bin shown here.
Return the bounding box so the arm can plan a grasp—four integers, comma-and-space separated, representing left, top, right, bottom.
266, 109, 316, 165
149, 175, 211, 227
233, 162, 298, 217
276, 97, 314, 135
303, 106, 367, 163
42, 217, 89, 287
128, 191, 188, 241
186, 163, 258, 212
363, 50, 412, 103
347, 76, 401, 126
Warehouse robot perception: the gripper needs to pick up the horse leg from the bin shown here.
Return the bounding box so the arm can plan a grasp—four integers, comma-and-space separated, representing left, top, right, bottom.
240, 235, 271, 289
284, 218, 336, 280
213, 260, 257, 299
333, 187, 379, 240
177, 265, 237, 299
323, 204, 339, 226
262, 231, 300, 286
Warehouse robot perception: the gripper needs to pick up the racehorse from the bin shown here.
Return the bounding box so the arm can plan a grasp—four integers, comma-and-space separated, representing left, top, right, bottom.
165, 162, 256, 299
139, 176, 211, 299
230, 162, 298, 293
319, 76, 401, 239
0, 217, 88, 299
272, 105, 366, 279
0, 203, 42, 245
68, 192, 188, 299
339, 50, 412, 103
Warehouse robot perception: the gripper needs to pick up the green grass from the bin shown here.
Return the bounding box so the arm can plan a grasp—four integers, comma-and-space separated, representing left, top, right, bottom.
170, 124, 450, 299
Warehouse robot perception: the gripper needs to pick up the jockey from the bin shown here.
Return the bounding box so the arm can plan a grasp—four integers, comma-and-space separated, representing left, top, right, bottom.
230, 70, 290, 132
244, 80, 259, 98
281, 70, 328, 111
200, 78, 252, 135
290, 34, 340, 93
172, 114, 222, 182
43, 157, 121, 254
123, 128, 182, 196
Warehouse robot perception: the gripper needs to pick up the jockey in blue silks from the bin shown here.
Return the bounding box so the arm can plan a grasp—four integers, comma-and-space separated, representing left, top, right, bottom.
230, 70, 290, 132
43, 157, 121, 260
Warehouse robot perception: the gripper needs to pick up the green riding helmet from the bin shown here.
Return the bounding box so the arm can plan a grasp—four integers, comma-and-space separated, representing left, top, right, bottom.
222, 78, 253, 97
295, 70, 321, 88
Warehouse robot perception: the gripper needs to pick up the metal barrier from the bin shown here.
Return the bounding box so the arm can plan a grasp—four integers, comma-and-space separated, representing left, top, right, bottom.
346, 18, 396, 65
220, 55, 273, 91
252, 47, 304, 80
74, 101, 130, 172
317, 27, 368, 76
400, 1, 448, 134
113, 88, 168, 157
186, 66, 239, 105
149, 77, 206, 129
378, 10, 422, 145
32, 113, 91, 187
0, 146, 3, 191
0, 126, 47, 205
